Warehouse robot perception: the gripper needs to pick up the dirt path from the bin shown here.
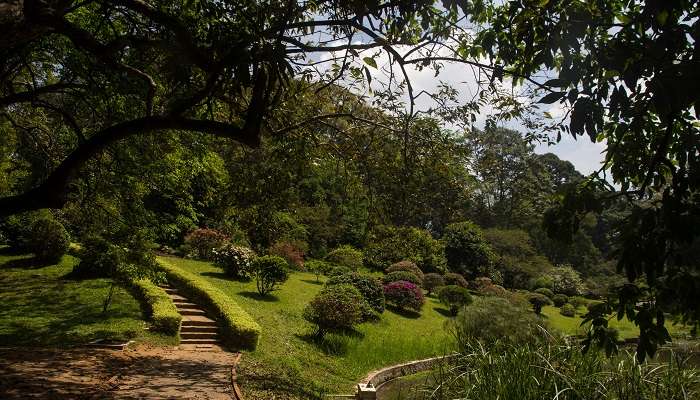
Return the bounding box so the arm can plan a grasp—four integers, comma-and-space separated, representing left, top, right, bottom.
0, 344, 238, 399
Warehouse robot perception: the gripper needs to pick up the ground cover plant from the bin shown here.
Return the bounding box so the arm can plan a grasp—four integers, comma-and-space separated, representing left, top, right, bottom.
0, 249, 175, 346
160, 256, 452, 396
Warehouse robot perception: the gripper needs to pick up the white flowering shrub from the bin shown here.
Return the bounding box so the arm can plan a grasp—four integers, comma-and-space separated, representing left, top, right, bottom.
214, 243, 256, 280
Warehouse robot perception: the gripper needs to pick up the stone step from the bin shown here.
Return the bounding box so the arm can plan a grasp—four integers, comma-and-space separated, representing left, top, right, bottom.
179, 308, 207, 316
174, 301, 199, 308
181, 332, 219, 340
181, 315, 216, 325
180, 325, 218, 333
169, 294, 187, 301
180, 338, 220, 345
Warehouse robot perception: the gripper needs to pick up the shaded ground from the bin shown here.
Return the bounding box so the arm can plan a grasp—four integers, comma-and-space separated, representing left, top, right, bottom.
0, 345, 237, 399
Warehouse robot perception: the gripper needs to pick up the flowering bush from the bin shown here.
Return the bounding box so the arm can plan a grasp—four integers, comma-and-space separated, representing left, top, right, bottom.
383, 280, 424, 312
386, 260, 424, 281
382, 271, 421, 286
444, 272, 469, 288
303, 284, 363, 337
184, 228, 228, 260
214, 244, 256, 280
269, 240, 305, 270
423, 273, 445, 295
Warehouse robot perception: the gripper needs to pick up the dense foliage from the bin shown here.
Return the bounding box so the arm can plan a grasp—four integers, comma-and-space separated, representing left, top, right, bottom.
324, 245, 363, 270
326, 272, 385, 319
364, 225, 446, 272
252, 255, 290, 296
303, 284, 364, 338
451, 297, 544, 345
437, 285, 473, 316
27, 217, 70, 263
383, 281, 425, 312
443, 273, 469, 288
443, 221, 494, 279
184, 229, 228, 260
422, 273, 445, 295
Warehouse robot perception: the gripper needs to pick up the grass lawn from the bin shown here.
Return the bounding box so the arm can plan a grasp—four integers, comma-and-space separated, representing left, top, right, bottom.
541, 305, 691, 340
0, 249, 174, 347
160, 256, 453, 397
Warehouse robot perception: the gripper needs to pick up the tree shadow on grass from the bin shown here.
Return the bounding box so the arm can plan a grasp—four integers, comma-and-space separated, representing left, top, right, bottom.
433, 307, 454, 318
300, 279, 323, 285
237, 291, 279, 302
0, 256, 54, 270
296, 329, 364, 356
386, 305, 422, 319
200, 271, 230, 280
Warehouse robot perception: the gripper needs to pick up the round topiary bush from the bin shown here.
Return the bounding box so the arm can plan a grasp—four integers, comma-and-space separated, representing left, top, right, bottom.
552, 294, 569, 307
422, 273, 445, 295
386, 260, 424, 281
184, 228, 228, 260
383, 280, 424, 312
382, 271, 421, 286
214, 243, 256, 280
560, 303, 576, 317
325, 245, 363, 270
528, 293, 552, 314
303, 284, 363, 337
252, 255, 289, 295
438, 285, 473, 316
534, 287, 555, 299
28, 218, 70, 263
326, 272, 385, 317
444, 272, 469, 288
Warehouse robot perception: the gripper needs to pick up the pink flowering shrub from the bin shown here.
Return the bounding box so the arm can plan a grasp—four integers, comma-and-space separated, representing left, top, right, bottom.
184, 228, 228, 260
383, 280, 424, 312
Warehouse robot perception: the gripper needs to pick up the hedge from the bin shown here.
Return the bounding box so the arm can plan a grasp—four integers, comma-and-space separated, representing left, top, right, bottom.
157, 258, 261, 350
131, 278, 181, 336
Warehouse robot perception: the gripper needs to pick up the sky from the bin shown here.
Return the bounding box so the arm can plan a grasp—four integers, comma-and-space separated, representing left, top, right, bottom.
311, 39, 608, 176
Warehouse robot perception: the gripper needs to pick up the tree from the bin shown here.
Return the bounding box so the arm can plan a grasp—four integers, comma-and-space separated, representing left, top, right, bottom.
252, 256, 289, 296
443, 221, 494, 279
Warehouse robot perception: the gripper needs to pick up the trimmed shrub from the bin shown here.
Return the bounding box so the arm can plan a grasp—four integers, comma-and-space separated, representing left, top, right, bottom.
383, 281, 424, 312
252, 255, 289, 295
27, 218, 70, 263
531, 275, 554, 290
386, 260, 424, 281
269, 240, 305, 270
184, 228, 228, 260
444, 272, 468, 288
472, 276, 493, 290
131, 278, 181, 335
213, 244, 256, 280
382, 271, 421, 286
325, 245, 363, 270
569, 296, 588, 309
327, 272, 385, 317
528, 293, 552, 314
303, 284, 363, 337
534, 287, 555, 299
479, 283, 508, 298
560, 303, 576, 317
157, 258, 260, 349
443, 221, 494, 279
423, 273, 445, 295
552, 294, 569, 307
452, 296, 544, 345
438, 285, 473, 316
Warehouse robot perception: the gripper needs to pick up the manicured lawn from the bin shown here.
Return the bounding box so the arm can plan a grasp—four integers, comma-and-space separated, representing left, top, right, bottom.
541, 305, 691, 340
160, 256, 453, 397
0, 249, 174, 347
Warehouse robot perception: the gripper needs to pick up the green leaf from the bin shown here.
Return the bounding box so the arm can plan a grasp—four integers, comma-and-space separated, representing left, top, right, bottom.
537, 92, 565, 104
363, 57, 378, 69
544, 78, 565, 87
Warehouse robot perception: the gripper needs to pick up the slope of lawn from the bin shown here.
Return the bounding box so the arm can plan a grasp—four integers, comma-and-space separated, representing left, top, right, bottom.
0, 249, 174, 346
160, 256, 453, 397
541, 305, 691, 339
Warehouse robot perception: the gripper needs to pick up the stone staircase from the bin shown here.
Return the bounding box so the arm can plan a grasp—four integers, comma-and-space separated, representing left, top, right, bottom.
161, 285, 221, 348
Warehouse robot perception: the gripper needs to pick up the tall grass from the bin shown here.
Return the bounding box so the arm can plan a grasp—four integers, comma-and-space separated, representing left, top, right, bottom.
412, 341, 698, 400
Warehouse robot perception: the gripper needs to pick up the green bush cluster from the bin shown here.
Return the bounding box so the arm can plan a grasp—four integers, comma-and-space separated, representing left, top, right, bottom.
386, 260, 424, 281
303, 284, 363, 337
0, 212, 69, 262
438, 285, 472, 316
444, 272, 468, 288
326, 272, 385, 318
552, 293, 569, 307
534, 287, 554, 299
252, 255, 289, 295
157, 259, 261, 350
131, 278, 181, 335
382, 270, 421, 286
443, 221, 494, 279
528, 293, 552, 314
325, 245, 363, 270
363, 225, 445, 272
422, 273, 445, 295
559, 303, 576, 317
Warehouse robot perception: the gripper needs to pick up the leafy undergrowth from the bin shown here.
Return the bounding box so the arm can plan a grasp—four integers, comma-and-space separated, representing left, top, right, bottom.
541, 305, 691, 340
160, 256, 452, 398
0, 249, 175, 347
